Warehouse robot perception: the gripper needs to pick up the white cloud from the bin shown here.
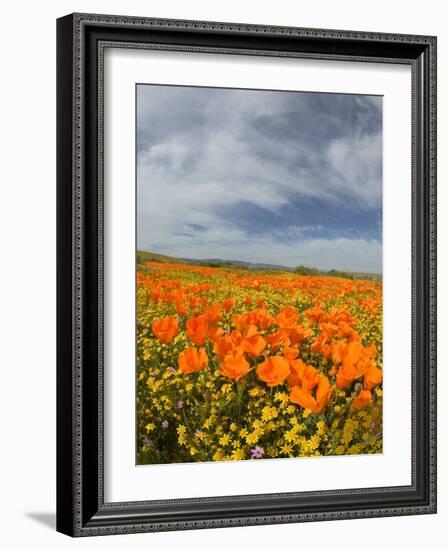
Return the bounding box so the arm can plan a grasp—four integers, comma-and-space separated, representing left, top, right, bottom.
325, 132, 382, 209
136, 85, 382, 272
139, 217, 381, 272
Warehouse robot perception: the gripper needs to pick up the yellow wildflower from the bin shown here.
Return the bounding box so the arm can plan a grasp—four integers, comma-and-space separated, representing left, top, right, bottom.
281, 443, 294, 456
219, 434, 231, 446
231, 448, 245, 460
213, 449, 225, 461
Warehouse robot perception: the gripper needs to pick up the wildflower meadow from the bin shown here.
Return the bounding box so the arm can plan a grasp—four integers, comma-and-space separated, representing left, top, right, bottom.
136, 256, 383, 465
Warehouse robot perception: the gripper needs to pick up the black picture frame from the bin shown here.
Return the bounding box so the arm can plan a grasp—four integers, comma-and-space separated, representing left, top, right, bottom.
56, 13, 437, 537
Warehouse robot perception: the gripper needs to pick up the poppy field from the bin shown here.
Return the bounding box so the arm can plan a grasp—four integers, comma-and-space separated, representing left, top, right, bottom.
136, 258, 383, 465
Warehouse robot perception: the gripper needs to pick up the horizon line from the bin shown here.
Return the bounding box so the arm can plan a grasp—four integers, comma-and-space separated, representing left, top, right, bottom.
137, 249, 382, 276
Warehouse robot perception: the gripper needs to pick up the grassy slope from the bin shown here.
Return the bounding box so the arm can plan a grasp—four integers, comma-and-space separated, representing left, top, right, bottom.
136, 249, 180, 265
136, 249, 381, 281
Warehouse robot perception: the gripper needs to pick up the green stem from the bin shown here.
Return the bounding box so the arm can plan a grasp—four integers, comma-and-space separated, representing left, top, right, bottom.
235, 382, 243, 426
181, 407, 194, 437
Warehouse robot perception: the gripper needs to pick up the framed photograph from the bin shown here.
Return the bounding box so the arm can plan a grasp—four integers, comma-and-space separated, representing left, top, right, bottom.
56, 13, 437, 536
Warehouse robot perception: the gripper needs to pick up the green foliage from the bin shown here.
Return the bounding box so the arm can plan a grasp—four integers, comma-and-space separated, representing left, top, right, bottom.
325, 269, 354, 280
294, 265, 362, 280
294, 265, 320, 276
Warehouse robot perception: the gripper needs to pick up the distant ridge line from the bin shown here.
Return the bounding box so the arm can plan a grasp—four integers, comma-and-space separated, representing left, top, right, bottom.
136, 250, 382, 281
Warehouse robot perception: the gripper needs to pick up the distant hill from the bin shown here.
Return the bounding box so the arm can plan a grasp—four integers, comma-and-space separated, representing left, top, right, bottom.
136, 249, 181, 265
136, 250, 288, 270
181, 258, 293, 271
136, 250, 381, 281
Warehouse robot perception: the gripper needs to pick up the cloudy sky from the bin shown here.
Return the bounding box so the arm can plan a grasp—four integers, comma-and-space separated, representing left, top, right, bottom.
136, 84, 382, 273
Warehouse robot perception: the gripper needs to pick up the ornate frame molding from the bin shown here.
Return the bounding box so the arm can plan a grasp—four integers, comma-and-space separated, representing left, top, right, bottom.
57, 13, 437, 537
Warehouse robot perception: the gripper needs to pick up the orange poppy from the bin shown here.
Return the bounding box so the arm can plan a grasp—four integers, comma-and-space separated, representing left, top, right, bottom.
207, 326, 225, 344
283, 347, 299, 361
336, 341, 376, 389
204, 304, 221, 325
327, 308, 356, 326
186, 314, 209, 346
220, 351, 250, 381
232, 313, 250, 333
247, 309, 273, 330
319, 321, 339, 339
287, 359, 319, 389
287, 325, 313, 346
175, 301, 187, 315
221, 298, 234, 313
178, 346, 208, 374
289, 375, 332, 414
351, 389, 372, 410
337, 321, 361, 342
363, 364, 382, 390
330, 339, 347, 365
213, 330, 242, 359
257, 356, 290, 387
286, 359, 300, 387
266, 330, 290, 350
276, 305, 299, 329
241, 325, 267, 358
300, 360, 320, 390
189, 296, 202, 309
304, 306, 325, 325
311, 333, 332, 359
255, 309, 274, 330
151, 316, 179, 344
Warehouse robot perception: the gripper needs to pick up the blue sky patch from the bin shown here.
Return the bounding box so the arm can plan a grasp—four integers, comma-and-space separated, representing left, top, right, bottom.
137, 84, 382, 272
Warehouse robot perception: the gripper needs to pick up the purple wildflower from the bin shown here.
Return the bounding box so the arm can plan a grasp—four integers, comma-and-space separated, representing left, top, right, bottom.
142, 438, 150, 447
194, 429, 201, 437
161, 420, 169, 429
168, 367, 176, 375
250, 446, 264, 459
177, 400, 184, 409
